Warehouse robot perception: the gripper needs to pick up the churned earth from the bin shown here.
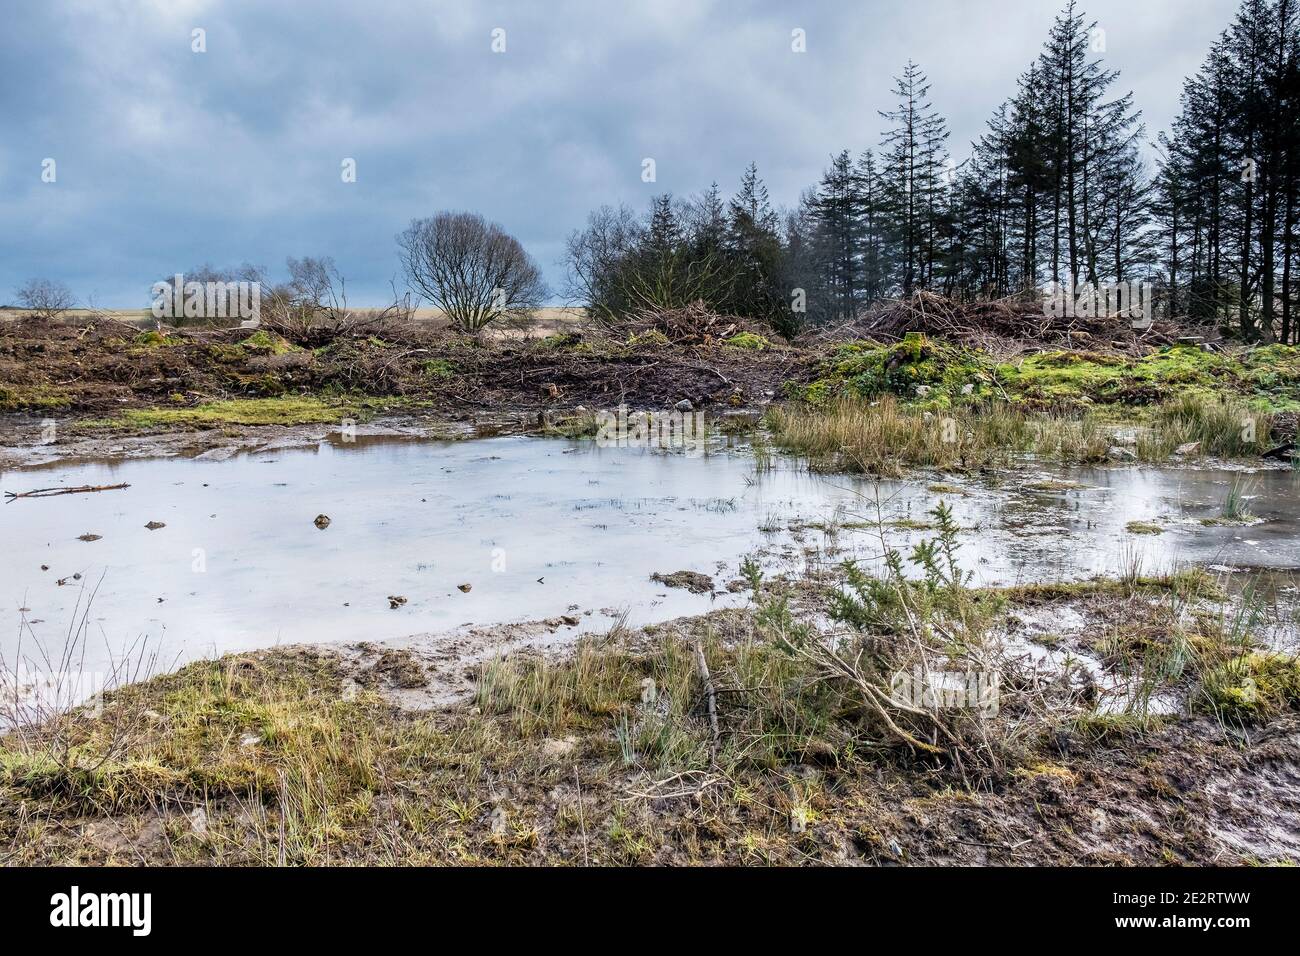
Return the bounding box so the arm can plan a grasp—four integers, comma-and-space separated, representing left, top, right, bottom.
2, 297, 1299, 866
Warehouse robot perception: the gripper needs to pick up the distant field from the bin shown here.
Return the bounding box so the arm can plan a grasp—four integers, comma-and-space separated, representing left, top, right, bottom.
0, 305, 587, 336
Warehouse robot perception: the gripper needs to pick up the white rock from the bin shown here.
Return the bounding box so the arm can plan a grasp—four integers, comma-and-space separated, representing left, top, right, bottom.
541, 736, 577, 759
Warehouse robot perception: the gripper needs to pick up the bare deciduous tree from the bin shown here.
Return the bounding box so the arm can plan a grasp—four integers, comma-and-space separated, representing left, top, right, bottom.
397, 212, 547, 333
15, 278, 75, 319
286, 256, 340, 307
562, 203, 642, 317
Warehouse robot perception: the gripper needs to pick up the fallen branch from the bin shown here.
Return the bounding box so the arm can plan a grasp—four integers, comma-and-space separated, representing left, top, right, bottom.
622, 769, 721, 801
694, 642, 721, 765
5, 483, 130, 500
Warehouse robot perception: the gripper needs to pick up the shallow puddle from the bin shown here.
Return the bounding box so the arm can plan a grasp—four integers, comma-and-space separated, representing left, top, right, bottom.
2, 434, 1298, 679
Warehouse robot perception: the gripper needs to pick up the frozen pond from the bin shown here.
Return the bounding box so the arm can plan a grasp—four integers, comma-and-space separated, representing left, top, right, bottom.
2, 433, 1298, 681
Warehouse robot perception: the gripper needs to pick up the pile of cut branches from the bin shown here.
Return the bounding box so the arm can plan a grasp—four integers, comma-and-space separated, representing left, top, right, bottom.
615, 300, 769, 346
808, 291, 1200, 356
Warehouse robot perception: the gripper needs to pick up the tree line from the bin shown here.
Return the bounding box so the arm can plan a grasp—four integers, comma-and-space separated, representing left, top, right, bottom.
566, 0, 1300, 343
15, 0, 1295, 342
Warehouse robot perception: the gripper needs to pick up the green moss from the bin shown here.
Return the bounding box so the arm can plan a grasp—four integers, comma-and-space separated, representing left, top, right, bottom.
1239, 345, 1300, 412
996, 343, 1300, 412
1125, 520, 1164, 535
204, 343, 247, 363
1198, 652, 1300, 721
784, 342, 1299, 459
995, 350, 1123, 404
420, 359, 455, 379
799, 379, 835, 407
536, 332, 586, 351
134, 330, 185, 348
801, 337, 989, 409
836, 339, 985, 403
625, 330, 670, 348
0, 384, 72, 411
724, 332, 771, 351
102, 396, 356, 428
239, 330, 302, 355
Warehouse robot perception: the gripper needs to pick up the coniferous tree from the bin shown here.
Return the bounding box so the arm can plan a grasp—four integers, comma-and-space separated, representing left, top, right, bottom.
1158, 0, 1300, 340
810, 150, 866, 321
726, 162, 785, 319
879, 60, 951, 296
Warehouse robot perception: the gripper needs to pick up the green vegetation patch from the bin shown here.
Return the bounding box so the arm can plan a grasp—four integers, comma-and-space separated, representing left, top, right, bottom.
1197, 652, 1300, 722
802, 334, 988, 408
134, 330, 186, 348
798, 340, 1300, 414
1125, 520, 1165, 535
723, 331, 771, 351
998, 343, 1300, 412
238, 330, 303, 356
420, 358, 456, 379
89, 396, 356, 429
0, 384, 72, 412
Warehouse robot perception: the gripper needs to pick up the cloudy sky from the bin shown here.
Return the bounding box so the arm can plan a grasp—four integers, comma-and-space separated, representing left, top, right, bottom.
0, 0, 1241, 307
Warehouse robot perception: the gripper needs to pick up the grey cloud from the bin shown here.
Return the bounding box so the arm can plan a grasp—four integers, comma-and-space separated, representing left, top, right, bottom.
0, 0, 1240, 306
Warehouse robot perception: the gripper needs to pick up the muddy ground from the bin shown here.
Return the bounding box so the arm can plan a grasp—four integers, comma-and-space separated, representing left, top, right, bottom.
3, 590, 1299, 866
0, 312, 815, 469
3, 299, 1298, 470
2, 301, 1299, 866
0, 314, 810, 418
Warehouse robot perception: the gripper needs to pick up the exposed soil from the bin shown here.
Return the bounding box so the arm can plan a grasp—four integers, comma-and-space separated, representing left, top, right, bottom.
3, 570, 1298, 866
4, 627, 1298, 866
2, 302, 1298, 867
0, 314, 812, 420
651, 570, 716, 594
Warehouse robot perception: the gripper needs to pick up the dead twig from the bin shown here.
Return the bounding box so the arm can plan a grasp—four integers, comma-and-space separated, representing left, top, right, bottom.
5, 483, 130, 500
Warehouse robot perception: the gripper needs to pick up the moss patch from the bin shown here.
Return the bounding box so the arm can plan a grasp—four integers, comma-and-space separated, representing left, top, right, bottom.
998, 343, 1300, 413
134, 331, 186, 348
1197, 652, 1300, 722
1125, 520, 1165, 535
419, 359, 456, 379
802, 335, 988, 408
723, 332, 771, 351
800, 341, 1300, 415
89, 396, 365, 429
0, 384, 72, 411
238, 330, 303, 356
